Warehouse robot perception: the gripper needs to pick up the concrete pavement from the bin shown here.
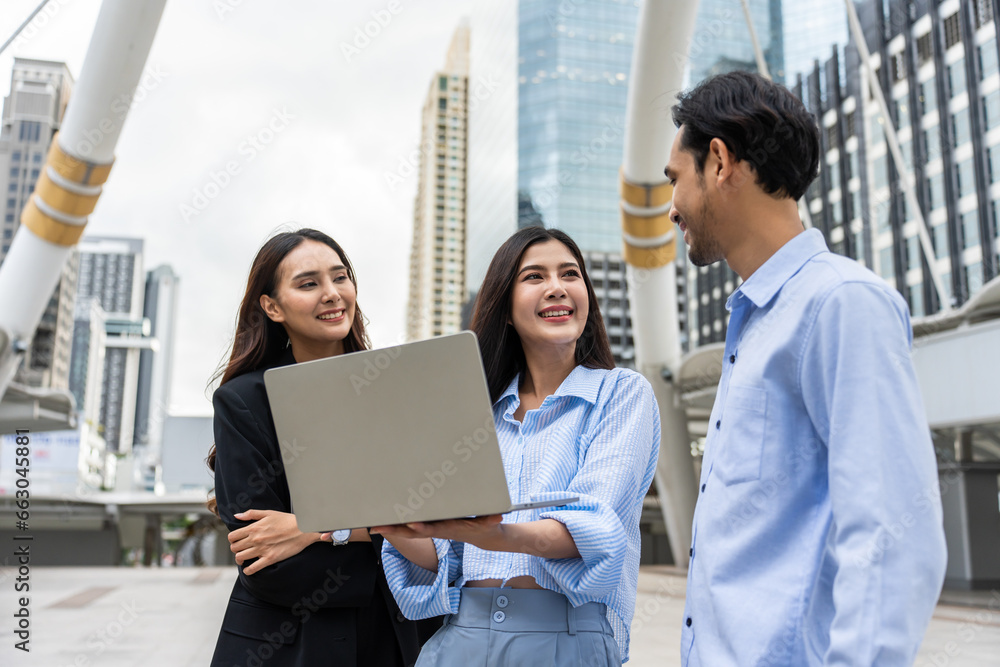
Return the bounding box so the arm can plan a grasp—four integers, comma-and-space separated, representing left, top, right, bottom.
0, 566, 997, 666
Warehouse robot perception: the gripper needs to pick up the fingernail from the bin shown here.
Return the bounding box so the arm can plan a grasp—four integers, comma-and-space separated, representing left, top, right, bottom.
234, 512, 245, 518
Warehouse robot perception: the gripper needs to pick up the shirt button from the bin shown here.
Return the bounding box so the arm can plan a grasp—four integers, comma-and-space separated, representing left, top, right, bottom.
701, 483, 706, 492
396, 611, 406, 623
496, 595, 508, 608
493, 611, 506, 623
686, 617, 692, 627
729, 354, 736, 364
689, 547, 694, 557
715, 420, 721, 430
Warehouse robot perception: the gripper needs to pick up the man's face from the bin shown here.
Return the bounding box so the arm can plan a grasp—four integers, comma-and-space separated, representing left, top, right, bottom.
665, 126, 725, 267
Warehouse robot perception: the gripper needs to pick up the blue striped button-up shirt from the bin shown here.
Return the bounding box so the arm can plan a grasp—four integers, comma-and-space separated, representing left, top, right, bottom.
382, 365, 660, 662
682, 229, 947, 666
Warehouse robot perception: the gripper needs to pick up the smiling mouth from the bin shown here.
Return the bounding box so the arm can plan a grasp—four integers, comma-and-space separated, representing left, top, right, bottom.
539, 309, 573, 319
318, 310, 345, 321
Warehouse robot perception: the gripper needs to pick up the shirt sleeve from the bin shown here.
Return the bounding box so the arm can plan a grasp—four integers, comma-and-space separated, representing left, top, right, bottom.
381, 538, 464, 619
536, 371, 661, 605
212, 383, 379, 608
799, 281, 947, 666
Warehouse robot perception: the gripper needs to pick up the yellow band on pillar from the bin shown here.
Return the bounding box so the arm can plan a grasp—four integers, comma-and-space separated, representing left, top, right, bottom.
34, 170, 102, 218
46, 133, 114, 186
623, 241, 676, 269
21, 199, 87, 246
620, 171, 672, 208
621, 209, 672, 239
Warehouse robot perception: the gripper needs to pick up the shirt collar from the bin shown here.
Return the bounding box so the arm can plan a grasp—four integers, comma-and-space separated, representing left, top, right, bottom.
726, 228, 829, 310
495, 364, 604, 409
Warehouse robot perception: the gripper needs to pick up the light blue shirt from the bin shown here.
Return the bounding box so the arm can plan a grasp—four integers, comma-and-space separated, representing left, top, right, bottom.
682, 229, 947, 666
382, 365, 660, 662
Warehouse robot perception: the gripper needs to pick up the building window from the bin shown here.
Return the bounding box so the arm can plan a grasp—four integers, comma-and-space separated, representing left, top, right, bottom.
846, 110, 857, 137
981, 38, 999, 80
895, 99, 910, 129
9, 168, 17, 179
952, 108, 971, 147
974, 0, 994, 29
932, 222, 949, 259
990, 146, 1000, 183
910, 283, 925, 317
943, 13, 961, 50
924, 124, 941, 160
18, 121, 40, 142
906, 235, 921, 270
928, 173, 945, 210
873, 200, 890, 232
854, 228, 866, 261
869, 114, 884, 145
917, 33, 934, 65
966, 261, 984, 295
891, 51, 907, 82
949, 59, 966, 98
961, 210, 980, 249
879, 246, 895, 281
874, 154, 890, 190
438, 98, 447, 110
920, 80, 937, 118
11, 151, 20, 161
985, 90, 1000, 131
32, 153, 41, 164
825, 123, 838, 148
957, 158, 976, 198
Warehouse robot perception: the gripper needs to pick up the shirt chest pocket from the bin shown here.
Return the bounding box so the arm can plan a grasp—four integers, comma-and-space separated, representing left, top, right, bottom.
713, 386, 767, 486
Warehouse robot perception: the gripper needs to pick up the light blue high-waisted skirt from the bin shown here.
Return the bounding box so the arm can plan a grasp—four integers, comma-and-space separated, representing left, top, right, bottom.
415, 587, 620, 666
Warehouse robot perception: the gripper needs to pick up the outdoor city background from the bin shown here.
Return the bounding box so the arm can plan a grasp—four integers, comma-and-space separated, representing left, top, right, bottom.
0, 1, 997, 665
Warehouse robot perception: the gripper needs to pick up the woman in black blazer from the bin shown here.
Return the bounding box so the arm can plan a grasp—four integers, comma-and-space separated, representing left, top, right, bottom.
207, 228, 435, 666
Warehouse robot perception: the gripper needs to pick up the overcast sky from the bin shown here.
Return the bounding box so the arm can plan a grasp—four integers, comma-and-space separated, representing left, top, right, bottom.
2, 0, 477, 415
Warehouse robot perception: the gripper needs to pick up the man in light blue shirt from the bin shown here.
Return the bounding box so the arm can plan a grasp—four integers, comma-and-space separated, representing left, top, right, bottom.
664, 71, 947, 665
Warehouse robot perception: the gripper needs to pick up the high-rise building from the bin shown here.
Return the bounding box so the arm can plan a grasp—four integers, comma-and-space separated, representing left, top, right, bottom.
0, 58, 77, 389
687, 0, 784, 85
514, 0, 655, 365
75, 236, 152, 454
689, 0, 1000, 341
406, 21, 470, 341
466, 0, 519, 302
779, 0, 849, 84
682, 0, 788, 351
134, 264, 179, 491
68, 296, 111, 488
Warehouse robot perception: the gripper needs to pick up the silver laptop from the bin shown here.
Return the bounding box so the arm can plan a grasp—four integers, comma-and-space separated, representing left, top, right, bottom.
264, 331, 578, 533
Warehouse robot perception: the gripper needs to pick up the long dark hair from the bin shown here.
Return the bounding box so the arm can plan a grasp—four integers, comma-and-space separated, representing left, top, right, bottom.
206, 228, 370, 513
470, 227, 615, 402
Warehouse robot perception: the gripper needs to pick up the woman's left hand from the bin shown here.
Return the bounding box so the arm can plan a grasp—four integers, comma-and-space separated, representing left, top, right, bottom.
229, 509, 319, 575
373, 514, 505, 551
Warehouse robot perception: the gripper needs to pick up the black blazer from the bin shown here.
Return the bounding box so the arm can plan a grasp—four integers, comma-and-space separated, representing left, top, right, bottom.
210, 348, 437, 666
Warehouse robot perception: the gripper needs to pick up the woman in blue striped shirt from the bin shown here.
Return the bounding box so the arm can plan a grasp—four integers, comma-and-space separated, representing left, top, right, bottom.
373, 227, 661, 665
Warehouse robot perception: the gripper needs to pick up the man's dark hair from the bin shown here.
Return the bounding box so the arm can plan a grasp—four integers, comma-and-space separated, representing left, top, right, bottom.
671, 70, 820, 201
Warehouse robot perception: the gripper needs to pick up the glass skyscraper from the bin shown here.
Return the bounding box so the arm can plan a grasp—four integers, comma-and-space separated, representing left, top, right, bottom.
687, 0, 784, 85
517, 0, 640, 254
779, 0, 849, 84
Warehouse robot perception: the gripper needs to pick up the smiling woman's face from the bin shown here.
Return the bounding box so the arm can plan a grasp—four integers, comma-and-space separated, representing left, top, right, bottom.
260, 239, 356, 358
509, 240, 589, 356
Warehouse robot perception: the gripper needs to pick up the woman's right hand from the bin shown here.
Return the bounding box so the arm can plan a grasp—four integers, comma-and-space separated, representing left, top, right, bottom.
229, 509, 320, 575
